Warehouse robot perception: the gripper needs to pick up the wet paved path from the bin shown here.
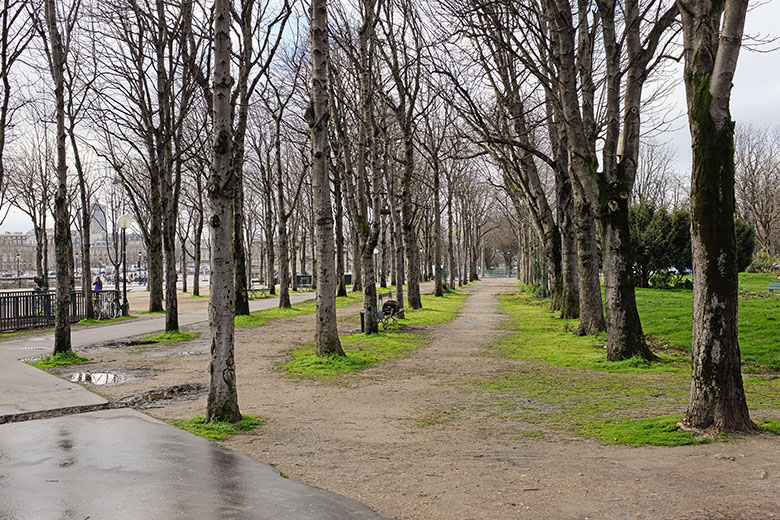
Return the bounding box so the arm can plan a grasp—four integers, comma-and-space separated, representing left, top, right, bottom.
0, 293, 387, 519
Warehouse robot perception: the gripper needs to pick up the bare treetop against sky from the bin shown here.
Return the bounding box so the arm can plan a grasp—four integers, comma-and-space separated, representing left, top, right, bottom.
0, 1, 777, 233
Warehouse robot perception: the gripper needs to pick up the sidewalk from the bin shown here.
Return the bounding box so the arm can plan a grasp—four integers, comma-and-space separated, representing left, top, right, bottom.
0, 292, 387, 520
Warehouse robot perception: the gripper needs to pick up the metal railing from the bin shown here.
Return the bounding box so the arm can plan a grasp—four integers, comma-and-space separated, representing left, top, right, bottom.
0, 289, 121, 332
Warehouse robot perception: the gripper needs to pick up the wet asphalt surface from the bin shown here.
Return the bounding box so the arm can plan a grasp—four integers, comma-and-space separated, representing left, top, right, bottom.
0, 294, 387, 519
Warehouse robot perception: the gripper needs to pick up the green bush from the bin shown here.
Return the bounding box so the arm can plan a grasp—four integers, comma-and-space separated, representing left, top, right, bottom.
747, 250, 780, 273
648, 271, 692, 290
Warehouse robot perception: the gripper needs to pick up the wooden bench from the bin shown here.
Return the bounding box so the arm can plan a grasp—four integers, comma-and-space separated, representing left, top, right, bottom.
766, 282, 780, 295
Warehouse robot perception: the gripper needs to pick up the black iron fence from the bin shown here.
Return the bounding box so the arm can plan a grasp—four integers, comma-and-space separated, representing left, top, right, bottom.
0, 289, 121, 332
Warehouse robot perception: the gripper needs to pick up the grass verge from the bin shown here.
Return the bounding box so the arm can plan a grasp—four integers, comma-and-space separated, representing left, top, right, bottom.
77, 316, 136, 326
173, 414, 263, 441
580, 415, 710, 447
0, 327, 55, 340
28, 350, 89, 369
235, 292, 363, 328
284, 289, 469, 379
480, 285, 780, 447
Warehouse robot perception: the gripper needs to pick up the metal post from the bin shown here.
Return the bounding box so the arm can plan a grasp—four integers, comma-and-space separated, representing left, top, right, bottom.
16, 251, 20, 288
122, 227, 128, 316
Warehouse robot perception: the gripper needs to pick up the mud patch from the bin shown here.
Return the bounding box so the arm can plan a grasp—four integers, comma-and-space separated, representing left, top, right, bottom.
117, 383, 206, 409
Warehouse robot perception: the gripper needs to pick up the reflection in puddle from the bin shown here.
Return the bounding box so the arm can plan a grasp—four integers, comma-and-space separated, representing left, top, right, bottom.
68, 372, 122, 385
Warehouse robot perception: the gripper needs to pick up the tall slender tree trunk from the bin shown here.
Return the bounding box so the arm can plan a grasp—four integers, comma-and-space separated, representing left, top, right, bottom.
447, 184, 455, 290
264, 193, 275, 295
401, 136, 421, 309
573, 193, 605, 335
206, 0, 241, 423
69, 131, 93, 319
45, 0, 72, 355
333, 167, 348, 296
180, 232, 188, 293
434, 166, 443, 297
350, 228, 362, 292
308, 0, 343, 356
679, 0, 755, 432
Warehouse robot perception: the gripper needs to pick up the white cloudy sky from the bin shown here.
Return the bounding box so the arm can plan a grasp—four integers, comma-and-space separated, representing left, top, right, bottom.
1, 1, 778, 233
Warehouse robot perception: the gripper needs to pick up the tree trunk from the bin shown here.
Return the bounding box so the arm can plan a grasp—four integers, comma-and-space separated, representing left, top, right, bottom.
679, 0, 755, 432
45, 0, 72, 355
401, 143, 421, 309
206, 0, 241, 423
264, 192, 275, 295
380, 221, 388, 288
573, 194, 605, 335
600, 207, 655, 360
554, 160, 579, 319
180, 232, 188, 293
333, 169, 347, 296
350, 227, 362, 292
308, 0, 343, 356
434, 166, 443, 297
69, 130, 93, 320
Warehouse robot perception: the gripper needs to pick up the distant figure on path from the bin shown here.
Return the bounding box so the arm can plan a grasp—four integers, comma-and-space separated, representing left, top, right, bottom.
93, 276, 103, 292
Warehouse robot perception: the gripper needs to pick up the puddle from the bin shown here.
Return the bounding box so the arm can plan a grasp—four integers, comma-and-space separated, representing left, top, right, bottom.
68, 372, 124, 385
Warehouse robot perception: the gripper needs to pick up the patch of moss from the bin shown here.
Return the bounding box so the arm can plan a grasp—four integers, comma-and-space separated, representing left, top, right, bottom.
418, 408, 459, 426
757, 419, 780, 435
285, 332, 426, 379
581, 415, 711, 447
137, 330, 198, 343
173, 414, 263, 441
28, 350, 89, 369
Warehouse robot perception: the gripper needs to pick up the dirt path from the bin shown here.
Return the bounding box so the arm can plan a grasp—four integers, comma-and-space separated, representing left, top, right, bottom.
63, 280, 780, 520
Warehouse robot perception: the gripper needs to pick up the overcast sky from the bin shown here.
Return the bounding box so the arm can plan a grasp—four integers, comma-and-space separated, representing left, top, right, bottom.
1, 2, 778, 233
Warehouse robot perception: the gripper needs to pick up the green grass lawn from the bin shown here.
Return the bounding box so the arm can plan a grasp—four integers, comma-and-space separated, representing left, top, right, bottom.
235, 292, 364, 327
482, 281, 780, 447
636, 272, 780, 370
283, 289, 469, 379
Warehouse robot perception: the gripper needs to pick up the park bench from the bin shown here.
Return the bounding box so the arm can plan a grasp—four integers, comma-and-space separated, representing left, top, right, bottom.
248, 279, 268, 298
766, 282, 780, 295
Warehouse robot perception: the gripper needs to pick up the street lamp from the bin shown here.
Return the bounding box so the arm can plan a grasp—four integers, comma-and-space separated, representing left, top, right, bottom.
117, 215, 134, 316
16, 251, 21, 288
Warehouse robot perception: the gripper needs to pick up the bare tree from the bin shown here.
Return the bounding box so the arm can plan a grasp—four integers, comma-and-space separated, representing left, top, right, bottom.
0, 0, 33, 210
41, 0, 74, 355
206, 0, 241, 423
735, 123, 780, 254
633, 138, 680, 208
308, 0, 344, 355
678, 0, 756, 432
